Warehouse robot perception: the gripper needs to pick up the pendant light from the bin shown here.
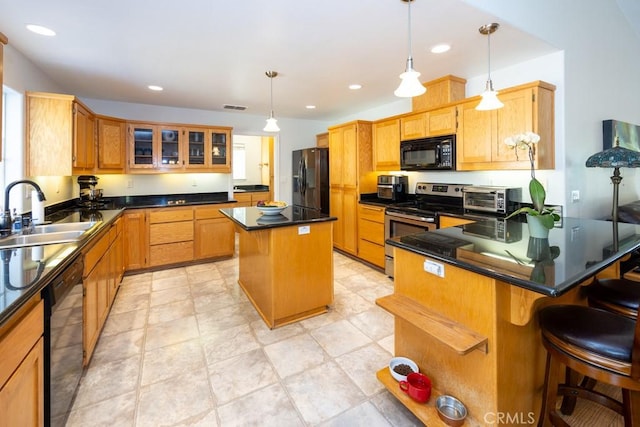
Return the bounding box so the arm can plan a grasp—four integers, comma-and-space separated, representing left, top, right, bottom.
476, 23, 504, 111
264, 71, 280, 132
394, 0, 426, 98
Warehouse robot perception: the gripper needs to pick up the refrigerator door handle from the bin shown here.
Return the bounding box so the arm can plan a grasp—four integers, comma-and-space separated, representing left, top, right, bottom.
298, 158, 305, 196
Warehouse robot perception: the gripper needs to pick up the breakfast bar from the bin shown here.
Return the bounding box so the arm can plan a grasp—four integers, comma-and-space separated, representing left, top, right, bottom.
220, 206, 337, 328
378, 217, 640, 425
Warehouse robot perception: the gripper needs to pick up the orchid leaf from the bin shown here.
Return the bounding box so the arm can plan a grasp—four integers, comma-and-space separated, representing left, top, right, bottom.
529, 178, 546, 212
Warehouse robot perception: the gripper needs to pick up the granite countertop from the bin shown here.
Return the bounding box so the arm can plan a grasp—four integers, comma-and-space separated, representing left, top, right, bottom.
387, 217, 640, 297
220, 206, 336, 231
0, 209, 123, 325
103, 192, 234, 209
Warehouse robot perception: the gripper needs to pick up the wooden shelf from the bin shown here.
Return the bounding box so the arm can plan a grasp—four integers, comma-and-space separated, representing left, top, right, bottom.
376, 294, 488, 355
377, 367, 479, 426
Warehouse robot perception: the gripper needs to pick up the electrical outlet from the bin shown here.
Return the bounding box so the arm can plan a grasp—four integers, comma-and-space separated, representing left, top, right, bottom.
423, 260, 445, 277
571, 226, 580, 241
571, 190, 580, 203
127, 179, 134, 188
192, 179, 197, 187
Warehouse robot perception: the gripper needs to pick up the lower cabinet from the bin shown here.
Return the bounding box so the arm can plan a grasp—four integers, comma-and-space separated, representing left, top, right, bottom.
123, 210, 148, 270
148, 207, 194, 267
357, 204, 386, 268
83, 219, 124, 365
0, 297, 44, 426
194, 204, 235, 260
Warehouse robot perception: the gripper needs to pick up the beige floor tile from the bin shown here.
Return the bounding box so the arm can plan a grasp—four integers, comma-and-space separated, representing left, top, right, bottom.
335, 343, 392, 396
101, 308, 148, 337
318, 401, 392, 427
299, 309, 344, 331
284, 360, 365, 425
192, 288, 241, 314
151, 272, 189, 291
187, 267, 222, 285
73, 355, 141, 409
65, 390, 136, 427
370, 391, 423, 426
190, 278, 227, 298
208, 348, 278, 404
147, 298, 195, 325
333, 289, 375, 317
378, 335, 395, 355
140, 338, 206, 386
264, 333, 331, 379
110, 292, 150, 315
196, 304, 250, 336
311, 319, 372, 357
136, 368, 214, 427
171, 408, 219, 427
149, 284, 191, 307
217, 383, 304, 427
144, 315, 200, 350
200, 323, 260, 365
348, 308, 394, 341
90, 327, 145, 364
251, 318, 305, 345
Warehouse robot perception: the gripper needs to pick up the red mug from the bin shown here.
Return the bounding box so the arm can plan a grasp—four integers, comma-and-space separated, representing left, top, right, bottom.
399, 372, 432, 403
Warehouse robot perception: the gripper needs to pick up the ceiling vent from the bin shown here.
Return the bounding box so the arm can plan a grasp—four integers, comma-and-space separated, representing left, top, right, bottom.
223, 104, 247, 111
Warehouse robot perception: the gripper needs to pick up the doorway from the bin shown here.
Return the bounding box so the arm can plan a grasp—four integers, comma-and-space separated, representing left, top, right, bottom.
232, 135, 274, 201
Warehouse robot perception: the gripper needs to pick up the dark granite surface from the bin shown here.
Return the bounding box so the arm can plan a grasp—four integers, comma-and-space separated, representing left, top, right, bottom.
233, 185, 269, 192
103, 192, 233, 209
387, 217, 640, 297
220, 206, 336, 231
0, 209, 123, 325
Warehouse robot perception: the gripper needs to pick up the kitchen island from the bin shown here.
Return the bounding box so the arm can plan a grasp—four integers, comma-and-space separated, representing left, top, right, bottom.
379, 217, 640, 425
220, 206, 337, 328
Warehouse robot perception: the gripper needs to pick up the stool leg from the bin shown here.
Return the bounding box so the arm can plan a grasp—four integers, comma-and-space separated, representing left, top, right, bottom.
622, 389, 640, 427
559, 367, 579, 415
539, 352, 563, 427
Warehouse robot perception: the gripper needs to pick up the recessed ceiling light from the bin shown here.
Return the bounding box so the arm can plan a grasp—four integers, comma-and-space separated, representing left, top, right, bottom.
349, 84, 362, 90
26, 24, 56, 36
306, 105, 316, 109
148, 85, 163, 91
431, 44, 451, 54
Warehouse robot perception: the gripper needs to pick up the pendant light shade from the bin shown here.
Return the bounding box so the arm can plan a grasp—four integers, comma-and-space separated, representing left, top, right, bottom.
476, 23, 503, 111
395, 0, 426, 98
264, 71, 280, 132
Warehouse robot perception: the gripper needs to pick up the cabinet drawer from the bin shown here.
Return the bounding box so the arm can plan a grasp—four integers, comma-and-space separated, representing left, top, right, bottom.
358, 204, 385, 223
358, 239, 385, 268
149, 208, 193, 224
149, 221, 193, 245
194, 203, 235, 220
234, 193, 252, 203
358, 219, 385, 245
0, 299, 43, 387
149, 241, 194, 267
84, 231, 110, 275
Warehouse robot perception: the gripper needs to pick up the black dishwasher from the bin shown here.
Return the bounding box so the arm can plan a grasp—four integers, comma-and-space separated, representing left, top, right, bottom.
42, 255, 84, 427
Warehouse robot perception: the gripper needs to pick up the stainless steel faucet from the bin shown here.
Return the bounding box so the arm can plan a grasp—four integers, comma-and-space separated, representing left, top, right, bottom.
0, 180, 46, 236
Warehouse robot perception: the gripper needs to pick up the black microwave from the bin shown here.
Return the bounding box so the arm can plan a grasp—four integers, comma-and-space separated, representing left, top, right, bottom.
400, 135, 456, 171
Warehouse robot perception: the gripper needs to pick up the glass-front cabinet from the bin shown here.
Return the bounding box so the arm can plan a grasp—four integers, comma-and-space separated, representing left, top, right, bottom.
128, 122, 232, 173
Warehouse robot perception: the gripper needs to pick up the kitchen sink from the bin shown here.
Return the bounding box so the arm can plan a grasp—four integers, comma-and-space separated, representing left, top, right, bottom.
32, 221, 98, 234
0, 230, 88, 248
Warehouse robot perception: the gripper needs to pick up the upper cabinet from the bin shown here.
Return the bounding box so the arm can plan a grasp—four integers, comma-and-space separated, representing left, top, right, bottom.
0, 33, 7, 163
373, 118, 401, 171
399, 106, 457, 141
25, 92, 96, 176
412, 75, 466, 112
457, 81, 555, 171
96, 116, 126, 173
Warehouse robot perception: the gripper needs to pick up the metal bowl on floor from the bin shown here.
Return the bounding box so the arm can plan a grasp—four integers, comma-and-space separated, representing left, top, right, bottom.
436, 395, 467, 426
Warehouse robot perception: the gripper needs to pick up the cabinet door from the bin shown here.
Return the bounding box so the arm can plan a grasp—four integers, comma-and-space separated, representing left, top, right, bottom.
329, 129, 344, 187
129, 124, 156, 169
184, 128, 207, 169
456, 101, 495, 169
159, 126, 182, 169
194, 218, 235, 259
426, 106, 457, 136
83, 266, 99, 365
97, 118, 126, 172
0, 338, 44, 427
342, 125, 358, 188
400, 112, 427, 140
374, 118, 401, 171
493, 88, 534, 165
123, 210, 148, 270
73, 102, 96, 171
330, 189, 344, 249
342, 189, 359, 255
210, 129, 231, 172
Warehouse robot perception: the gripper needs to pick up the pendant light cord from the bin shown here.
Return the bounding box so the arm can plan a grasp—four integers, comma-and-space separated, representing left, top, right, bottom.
486, 30, 492, 82
269, 75, 274, 118
406, 0, 413, 62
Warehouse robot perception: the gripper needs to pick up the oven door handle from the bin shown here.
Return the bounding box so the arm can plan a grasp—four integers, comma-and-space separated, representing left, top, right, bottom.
385, 211, 435, 223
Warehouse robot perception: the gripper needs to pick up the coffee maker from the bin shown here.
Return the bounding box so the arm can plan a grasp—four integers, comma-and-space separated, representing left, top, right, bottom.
77, 175, 104, 209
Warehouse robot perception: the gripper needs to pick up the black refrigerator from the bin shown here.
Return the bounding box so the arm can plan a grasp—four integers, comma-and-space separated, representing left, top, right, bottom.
292, 147, 329, 214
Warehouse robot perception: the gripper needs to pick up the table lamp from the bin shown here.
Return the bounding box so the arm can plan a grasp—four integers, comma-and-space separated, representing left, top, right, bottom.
585, 137, 640, 223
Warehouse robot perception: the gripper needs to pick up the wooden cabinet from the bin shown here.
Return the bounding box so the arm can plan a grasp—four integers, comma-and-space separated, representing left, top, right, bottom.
194, 204, 236, 260
25, 92, 97, 176
148, 207, 194, 267
234, 191, 269, 207
400, 106, 457, 141
357, 204, 386, 268
373, 118, 401, 171
96, 116, 126, 172
412, 75, 466, 112
457, 81, 555, 171
123, 210, 148, 271
316, 132, 329, 148
0, 297, 44, 427
329, 120, 376, 256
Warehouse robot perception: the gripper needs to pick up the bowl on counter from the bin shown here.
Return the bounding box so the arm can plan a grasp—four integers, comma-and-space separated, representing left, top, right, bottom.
389, 356, 419, 382
436, 395, 468, 426
256, 204, 288, 215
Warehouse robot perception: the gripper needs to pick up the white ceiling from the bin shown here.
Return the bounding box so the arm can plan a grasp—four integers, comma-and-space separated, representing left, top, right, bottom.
0, 0, 563, 122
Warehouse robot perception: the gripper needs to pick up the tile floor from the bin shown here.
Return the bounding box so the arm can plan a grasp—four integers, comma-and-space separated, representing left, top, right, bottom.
65, 250, 622, 426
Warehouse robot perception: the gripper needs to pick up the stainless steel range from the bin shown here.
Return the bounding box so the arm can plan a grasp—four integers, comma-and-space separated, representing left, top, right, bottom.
384, 182, 467, 277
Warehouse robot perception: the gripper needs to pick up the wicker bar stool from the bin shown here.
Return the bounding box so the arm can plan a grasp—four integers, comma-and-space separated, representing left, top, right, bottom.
538, 304, 640, 426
